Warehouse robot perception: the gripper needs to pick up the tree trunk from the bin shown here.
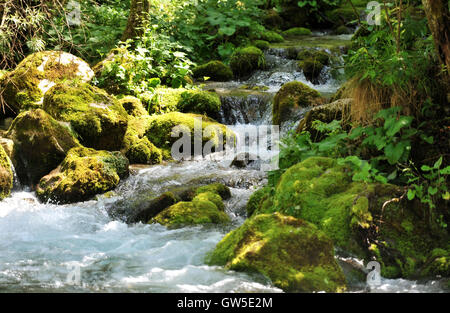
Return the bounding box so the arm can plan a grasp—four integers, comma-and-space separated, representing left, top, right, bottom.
122, 0, 151, 41
422, 0, 450, 78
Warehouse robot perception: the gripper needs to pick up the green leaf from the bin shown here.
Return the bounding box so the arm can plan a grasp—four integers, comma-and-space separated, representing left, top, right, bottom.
433, 157, 443, 169
407, 189, 416, 200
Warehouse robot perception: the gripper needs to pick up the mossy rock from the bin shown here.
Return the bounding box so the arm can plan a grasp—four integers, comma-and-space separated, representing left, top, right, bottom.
263, 9, 284, 29
121, 115, 162, 164
246, 186, 273, 217
326, 8, 358, 26
36, 147, 129, 204
118, 96, 148, 117
259, 31, 284, 43
195, 183, 231, 200
253, 40, 270, 51
0, 144, 13, 200
272, 81, 321, 126
298, 59, 325, 83
297, 49, 330, 65
257, 157, 450, 279
206, 212, 347, 292
0, 51, 94, 117
229, 46, 266, 78
150, 87, 188, 114
151, 189, 230, 229
144, 112, 235, 155
43, 82, 128, 151
420, 248, 450, 277
282, 27, 312, 37
192, 61, 233, 82
296, 99, 352, 140
335, 25, 352, 35
6, 109, 80, 185
177, 90, 222, 119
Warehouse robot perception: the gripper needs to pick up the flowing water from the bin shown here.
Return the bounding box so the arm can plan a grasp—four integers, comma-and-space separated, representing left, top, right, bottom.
0, 33, 446, 293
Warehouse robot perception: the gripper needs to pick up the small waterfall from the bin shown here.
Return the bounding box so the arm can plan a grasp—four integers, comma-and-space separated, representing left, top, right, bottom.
217, 92, 273, 125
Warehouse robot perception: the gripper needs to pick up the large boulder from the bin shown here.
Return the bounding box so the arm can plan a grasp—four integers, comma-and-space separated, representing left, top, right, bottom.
256, 157, 450, 279
177, 90, 222, 119
206, 212, 347, 292
192, 61, 233, 82
0, 144, 13, 200
151, 184, 231, 229
43, 83, 128, 151
36, 147, 129, 204
144, 112, 235, 157
0, 51, 94, 117
6, 109, 80, 185
272, 81, 321, 126
230, 46, 266, 78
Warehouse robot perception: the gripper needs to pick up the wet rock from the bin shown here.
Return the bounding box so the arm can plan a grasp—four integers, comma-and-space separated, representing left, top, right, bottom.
272, 81, 321, 126
43, 82, 128, 151
36, 147, 129, 204
0, 144, 13, 200
6, 109, 80, 185
231, 152, 261, 170
206, 212, 347, 292
0, 51, 93, 117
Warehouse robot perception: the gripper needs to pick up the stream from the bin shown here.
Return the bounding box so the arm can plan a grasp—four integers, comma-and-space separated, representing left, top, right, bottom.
0, 33, 445, 293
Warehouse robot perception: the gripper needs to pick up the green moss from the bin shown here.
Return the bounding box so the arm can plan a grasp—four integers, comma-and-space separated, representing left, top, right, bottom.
282, 27, 312, 37
195, 183, 231, 200
118, 96, 148, 117
177, 90, 221, 119
151, 192, 229, 229
253, 40, 270, 51
150, 87, 188, 114
36, 146, 129, 204
335, 25, 352, 35
0, 51, 93, 117
262, 156, 450, 279
421, 248, 450, 277
298, 59, 325, 82
246, 186, 272, 217
229, 46, 266, 77
272, 81, 320, 125
6, 109, 80, 185
0, 144, 13, 200
144, 112, 235, 152
206, 212, 347, 293
126, 137, 162, 165
192, 61, 233, 81
43, 82, 128, 151
297, 49, 330, 65
260, 31, 284, 43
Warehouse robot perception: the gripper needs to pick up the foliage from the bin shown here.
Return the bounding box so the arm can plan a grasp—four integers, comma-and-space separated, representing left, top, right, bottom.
94, 26, 194, 107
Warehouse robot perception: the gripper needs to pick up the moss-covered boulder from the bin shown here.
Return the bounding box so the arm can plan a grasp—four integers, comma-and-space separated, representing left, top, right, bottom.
246, 186, 273, 217
206, 212, 347, 292
253, 40, 270, 51
151, 184, 231, 229
192, 61, 233, 82
118, 96, 148, 117
296, 99, 352, 139
230, 46, 266, 78
326, 8, 358, 26
122, 116, 162, 164
335, 25, 352, 35
272, 81, 321, 126
36, 147, 129, 204
282, 27, 312, 37
150, 87, 187, 114
0, 144, 13, 200
297, 49, 330, 65
144, 112, 235, 156
0, 51, 94, 117
256, 157, 450, 279
6, 109, 80, 185
298, 59, 325, 83
43, 83, 128, 151
177, 90, 222, 119
259, 31, 284, 43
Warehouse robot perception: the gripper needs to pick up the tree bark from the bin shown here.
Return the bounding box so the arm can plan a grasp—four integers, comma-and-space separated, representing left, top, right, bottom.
422, 0, 450, 78
122, 0, 151, 41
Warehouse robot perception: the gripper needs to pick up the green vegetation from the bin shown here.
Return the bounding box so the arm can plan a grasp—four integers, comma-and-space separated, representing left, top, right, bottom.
229, 46, 266, 77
